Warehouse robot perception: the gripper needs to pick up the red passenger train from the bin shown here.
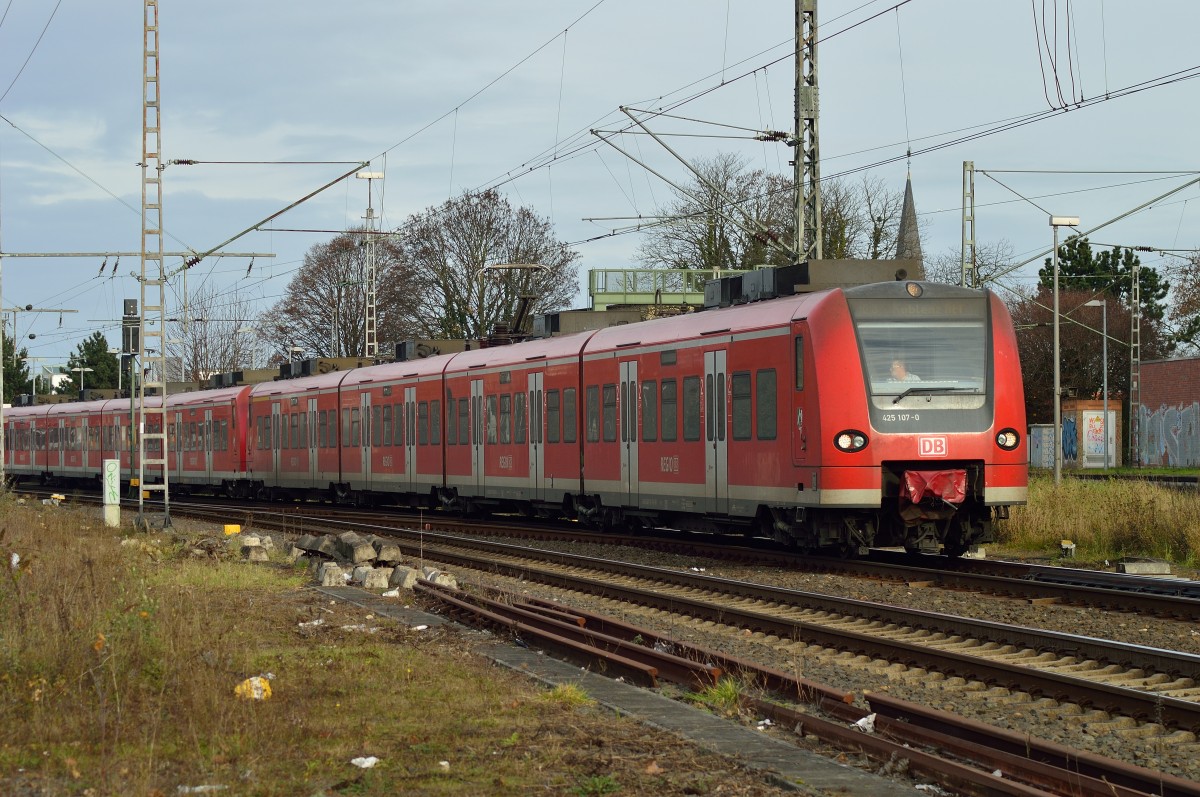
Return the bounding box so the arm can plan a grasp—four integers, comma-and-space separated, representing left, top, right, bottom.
3, 280, 1028, 556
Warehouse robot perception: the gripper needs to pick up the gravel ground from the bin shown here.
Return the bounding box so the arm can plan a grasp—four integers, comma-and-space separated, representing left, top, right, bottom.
435, 535, 1200, 782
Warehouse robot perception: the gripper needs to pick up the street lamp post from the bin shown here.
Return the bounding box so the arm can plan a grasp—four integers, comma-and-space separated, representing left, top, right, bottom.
1049, 216, 1079, 486
71, 366, 95, 400
1085, 298, 1109, 470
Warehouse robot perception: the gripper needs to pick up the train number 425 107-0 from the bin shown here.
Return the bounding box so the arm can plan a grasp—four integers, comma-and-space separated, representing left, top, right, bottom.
881, 413, 919, 422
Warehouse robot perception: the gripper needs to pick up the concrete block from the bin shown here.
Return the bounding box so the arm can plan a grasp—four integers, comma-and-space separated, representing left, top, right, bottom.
373, 541, 403, 563
351, 565, 373, 584
1117, 559, 1172, 575
430, 572, 458, 589
287, 545, 306, 562
363, 567, 394, 590
337, 532, 376, 564
243, 546, 269, 562
389, 566, 421, 590
316, 536, 338, 558
317, 561, 343, 584
259, 535, 275, 551
297, 534, 321, 552
241, 534, 262, 548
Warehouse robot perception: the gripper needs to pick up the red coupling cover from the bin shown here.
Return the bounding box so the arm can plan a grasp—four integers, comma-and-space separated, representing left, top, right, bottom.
900, 469, 967, 507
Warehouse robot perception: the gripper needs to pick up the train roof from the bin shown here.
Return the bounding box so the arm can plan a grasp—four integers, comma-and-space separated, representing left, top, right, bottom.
585, 288, 835, 351
169, 385, 248, 406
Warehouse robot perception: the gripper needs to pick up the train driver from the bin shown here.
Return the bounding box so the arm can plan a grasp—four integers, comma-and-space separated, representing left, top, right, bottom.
889, 359, 921, 383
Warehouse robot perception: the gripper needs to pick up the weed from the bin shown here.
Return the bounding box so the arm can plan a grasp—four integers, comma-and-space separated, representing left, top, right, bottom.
542, 682, 595, 709
692, 677, 742, 715
573, 774, 620, 795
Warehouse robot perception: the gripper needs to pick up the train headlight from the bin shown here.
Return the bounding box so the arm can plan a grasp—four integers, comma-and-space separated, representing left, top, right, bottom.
996, 428, 1020, 450
834, 429, 869, 453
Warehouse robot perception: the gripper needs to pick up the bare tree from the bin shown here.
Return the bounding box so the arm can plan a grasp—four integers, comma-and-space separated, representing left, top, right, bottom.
1161, 251, 1200, 353
924, 240, 1017, 286
396, 190, 580, 340
167, 282, 263, 380
636, 154, 914, 269
258, 230, 419, 359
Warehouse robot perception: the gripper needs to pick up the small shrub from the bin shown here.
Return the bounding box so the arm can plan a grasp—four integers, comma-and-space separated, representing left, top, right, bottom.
573, 774, 620, 796
542, 682, 595, 709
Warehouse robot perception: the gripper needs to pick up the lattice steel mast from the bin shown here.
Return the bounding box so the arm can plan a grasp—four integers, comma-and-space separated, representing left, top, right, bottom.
793, 0, 822, 261
138, 0, 170, 528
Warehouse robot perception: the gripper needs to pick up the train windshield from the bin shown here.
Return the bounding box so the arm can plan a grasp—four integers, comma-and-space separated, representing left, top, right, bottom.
850, 298, 988, 408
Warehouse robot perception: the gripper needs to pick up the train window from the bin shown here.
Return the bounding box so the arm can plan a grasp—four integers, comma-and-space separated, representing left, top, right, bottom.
444, 393, 454, 445
394, 403, 405, 446
705, 375, 714, 441
661, 380, 677, 442
661, 350, 676, 366
340, 408, 350, 447
602, 384, 617, 442
458, 398, 469, 445
683, 376, 701, 442
500, 394, 511, 444
515, 391, 527, 444
222, 418, 231, 451
564, 388, 577, 443
419, 402, 430, 445
373, 406, 383, 447
410, 402, 418, 447
282, 415, 291, 450
383, 404, 393, 446
431, 400, 441, 445
756, 369, 777, 440
546, 390, 560, 444
641, 381, 658, 442
794, 336, 804, 390
350, 408, 361, 447
585, 386, 599, 443
291, 414, 301, 449
732, 372, 752, 440
717, 373, 726, 442
485, 396, 498, 445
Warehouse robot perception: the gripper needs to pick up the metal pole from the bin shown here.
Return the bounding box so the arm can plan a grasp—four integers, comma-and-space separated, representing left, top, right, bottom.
1102, 301, 1108, 471
1052, 224, 1061, 486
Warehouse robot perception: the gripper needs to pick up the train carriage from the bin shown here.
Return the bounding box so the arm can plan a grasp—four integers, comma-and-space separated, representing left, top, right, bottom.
169, 386, 250, 493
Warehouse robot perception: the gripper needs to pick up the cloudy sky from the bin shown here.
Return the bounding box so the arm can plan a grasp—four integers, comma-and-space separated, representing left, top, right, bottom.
0, 1, 1197, 367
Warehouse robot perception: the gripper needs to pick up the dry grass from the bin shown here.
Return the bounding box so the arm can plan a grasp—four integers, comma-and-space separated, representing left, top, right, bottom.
0, 499, 788, 796
999, 474, 1200, 566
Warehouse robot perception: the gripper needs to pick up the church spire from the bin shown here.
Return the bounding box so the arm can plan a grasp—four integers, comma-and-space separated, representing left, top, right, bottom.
896, 169, 922, 264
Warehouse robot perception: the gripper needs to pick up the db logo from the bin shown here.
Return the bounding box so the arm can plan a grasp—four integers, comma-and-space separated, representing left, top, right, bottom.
918, 436, 948, 457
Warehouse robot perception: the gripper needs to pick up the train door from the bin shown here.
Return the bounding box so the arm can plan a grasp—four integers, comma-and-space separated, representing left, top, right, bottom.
619, 360, 639, 506
704, 350, 728, 514
53, 418, 64, 471
471, 379, 484, 494
791, 328, 810, 466
271, 401, 281, 485
173, 412, 183, 476
527, 372, 544, 500
403, 387, 417, 492
204, 409, 214, 481
308, 397, 318, 483
360, 392, 372, 491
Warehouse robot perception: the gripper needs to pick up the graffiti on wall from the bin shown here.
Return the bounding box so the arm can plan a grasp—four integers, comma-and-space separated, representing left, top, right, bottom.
1138, 402, 1200, 466
1062, 417, 1078, 462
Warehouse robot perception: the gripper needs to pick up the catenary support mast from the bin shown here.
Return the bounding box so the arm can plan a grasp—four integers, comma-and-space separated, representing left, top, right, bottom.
794, 0, 822, 261
138, 0, 170, 528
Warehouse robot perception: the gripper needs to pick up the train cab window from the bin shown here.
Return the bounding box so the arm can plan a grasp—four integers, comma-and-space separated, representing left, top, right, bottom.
731, 372, 752, 440
546, 390, 560, 444
585, 386, 600, 443
444, 393, 454, 445
499, 394, 511, 444
458, 398, 469, 445
383, 404, 393, 446
756, 369, 777, 440
641, 381, 658, 442
683, 376, 701, 442
515, 391, 527, 444
372, 406, 383, 447
418, 402, 430, 445
431, 400, 441, 445
661, 380, 678, 442
485, 396, 497, 444
794, 336, 804, 390
563, 388, 577, 443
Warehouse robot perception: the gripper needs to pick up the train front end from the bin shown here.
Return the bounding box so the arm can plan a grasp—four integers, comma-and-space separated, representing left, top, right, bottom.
837, 280, 1027, 556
